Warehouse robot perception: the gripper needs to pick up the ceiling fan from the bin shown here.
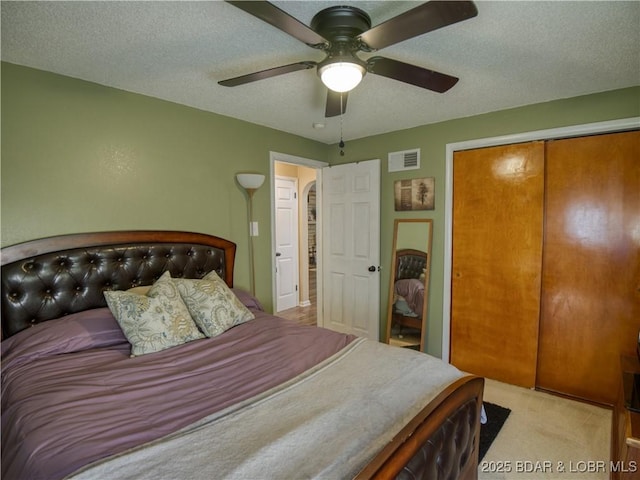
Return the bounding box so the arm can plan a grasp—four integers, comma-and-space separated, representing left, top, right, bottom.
219, 1, 478, 118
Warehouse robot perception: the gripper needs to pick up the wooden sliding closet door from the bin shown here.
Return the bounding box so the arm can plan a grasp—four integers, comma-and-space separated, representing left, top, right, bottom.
451, 142, 545, 387
536, 131, 640, 405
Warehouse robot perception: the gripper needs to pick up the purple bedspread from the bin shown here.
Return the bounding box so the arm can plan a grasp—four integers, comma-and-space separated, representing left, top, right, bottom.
1, 304, 355, 480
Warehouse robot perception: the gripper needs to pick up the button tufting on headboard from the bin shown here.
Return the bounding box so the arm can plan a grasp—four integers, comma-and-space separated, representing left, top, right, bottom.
396, 249, 428, 281
1, 231, 236, 339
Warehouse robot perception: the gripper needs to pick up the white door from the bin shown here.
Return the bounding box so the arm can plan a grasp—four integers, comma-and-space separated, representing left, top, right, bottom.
275, 176, 299, 312
321, 159, 380, 340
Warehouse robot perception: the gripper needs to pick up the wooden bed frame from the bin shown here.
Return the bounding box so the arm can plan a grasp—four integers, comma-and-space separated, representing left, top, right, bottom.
1, 230, 483, 480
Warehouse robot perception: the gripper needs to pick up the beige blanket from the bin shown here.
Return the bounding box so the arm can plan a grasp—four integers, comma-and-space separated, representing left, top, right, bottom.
70, 338, 463, 480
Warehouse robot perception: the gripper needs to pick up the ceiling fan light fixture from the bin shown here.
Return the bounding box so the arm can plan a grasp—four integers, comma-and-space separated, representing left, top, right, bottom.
319, 61, 366, 93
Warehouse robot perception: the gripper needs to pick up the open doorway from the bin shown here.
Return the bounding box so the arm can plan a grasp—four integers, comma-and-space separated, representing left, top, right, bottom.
270, 152, 327, 327
306, 182, 317, 313
293, 181, 317, 326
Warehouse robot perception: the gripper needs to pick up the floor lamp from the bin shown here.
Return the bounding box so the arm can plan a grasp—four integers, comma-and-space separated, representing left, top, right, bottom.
236, 173, 265, 296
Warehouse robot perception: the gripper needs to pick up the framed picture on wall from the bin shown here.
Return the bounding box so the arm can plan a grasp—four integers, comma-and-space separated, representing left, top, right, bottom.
394, 177, 435, 211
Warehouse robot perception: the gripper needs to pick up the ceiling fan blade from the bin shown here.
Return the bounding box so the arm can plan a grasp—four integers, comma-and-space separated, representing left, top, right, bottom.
325, 90, 348, 118
226, 1, 328, 47
358, 1, 478, 50
219, 61, 316, 87
367, 56, 458, 93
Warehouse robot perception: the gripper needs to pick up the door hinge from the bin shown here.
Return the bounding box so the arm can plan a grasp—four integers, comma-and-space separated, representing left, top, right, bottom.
294, 192, 297, 199
296, 285, 298, 291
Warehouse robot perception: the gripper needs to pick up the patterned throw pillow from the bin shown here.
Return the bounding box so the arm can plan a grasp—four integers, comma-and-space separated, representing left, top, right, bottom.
104, 271, 204, 356
173, 271, 255, 338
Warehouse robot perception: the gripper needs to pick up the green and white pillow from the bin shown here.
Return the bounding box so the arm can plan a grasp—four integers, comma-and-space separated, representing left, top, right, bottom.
173, 270, 255, 338
104, 271, 204, 356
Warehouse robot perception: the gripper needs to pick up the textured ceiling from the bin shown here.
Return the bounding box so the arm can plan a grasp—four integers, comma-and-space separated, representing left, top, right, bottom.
2, 1, 639, 144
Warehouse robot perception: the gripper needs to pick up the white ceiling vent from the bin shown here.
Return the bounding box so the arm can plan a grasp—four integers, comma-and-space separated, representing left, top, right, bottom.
388, 148, 420, 172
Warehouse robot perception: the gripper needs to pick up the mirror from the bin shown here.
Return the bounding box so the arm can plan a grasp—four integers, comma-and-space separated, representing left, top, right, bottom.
386, 219, 433, 351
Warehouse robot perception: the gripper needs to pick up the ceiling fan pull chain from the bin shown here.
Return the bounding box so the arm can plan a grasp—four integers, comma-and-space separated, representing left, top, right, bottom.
339, 94, 345, 156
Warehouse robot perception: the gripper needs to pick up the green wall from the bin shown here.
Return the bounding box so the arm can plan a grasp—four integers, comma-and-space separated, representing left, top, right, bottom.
2, 62, 638, 357
327, 86, 639, 357
0, 62, 327, 312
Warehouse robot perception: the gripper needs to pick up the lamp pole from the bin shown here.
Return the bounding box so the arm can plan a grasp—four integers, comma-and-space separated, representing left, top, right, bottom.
246, 187, 257, 296
236, 173, 265, 297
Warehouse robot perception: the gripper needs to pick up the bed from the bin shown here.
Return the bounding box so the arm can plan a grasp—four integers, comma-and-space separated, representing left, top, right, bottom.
1, 230, 483, 480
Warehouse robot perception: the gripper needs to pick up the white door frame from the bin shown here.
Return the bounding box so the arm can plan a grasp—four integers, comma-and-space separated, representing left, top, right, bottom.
270, 152, 329, 318
442, 117, 640, 362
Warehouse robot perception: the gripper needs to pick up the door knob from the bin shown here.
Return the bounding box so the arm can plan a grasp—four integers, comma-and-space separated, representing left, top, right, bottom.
368, 265, 376, 272
275, 252, 282, 257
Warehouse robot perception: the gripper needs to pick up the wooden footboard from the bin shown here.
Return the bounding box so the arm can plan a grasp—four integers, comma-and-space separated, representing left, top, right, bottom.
356, 375, 484, 480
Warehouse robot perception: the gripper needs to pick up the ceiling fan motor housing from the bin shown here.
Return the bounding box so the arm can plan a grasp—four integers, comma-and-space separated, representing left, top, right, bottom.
310, 6, 372, 47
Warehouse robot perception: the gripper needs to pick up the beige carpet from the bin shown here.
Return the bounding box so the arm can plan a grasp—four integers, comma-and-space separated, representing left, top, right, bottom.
479, 379, 612, 480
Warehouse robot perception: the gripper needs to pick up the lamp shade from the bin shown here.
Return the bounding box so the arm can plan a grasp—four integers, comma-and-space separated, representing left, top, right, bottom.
319, 62, 365, 93
236, 173, 265, 190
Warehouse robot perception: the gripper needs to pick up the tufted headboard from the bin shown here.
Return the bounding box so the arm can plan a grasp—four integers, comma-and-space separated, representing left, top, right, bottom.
395, 249, 427, 281
1, 231, 236, 339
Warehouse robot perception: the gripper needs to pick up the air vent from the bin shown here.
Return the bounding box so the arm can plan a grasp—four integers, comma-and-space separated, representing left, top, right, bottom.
388, 148, 420, 172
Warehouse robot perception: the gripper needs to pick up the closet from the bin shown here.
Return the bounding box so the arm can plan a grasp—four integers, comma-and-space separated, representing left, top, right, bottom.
450, 130, 639, 405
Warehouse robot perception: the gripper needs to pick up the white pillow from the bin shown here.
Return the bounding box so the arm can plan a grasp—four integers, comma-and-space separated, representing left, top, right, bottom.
104, 271, 204, 356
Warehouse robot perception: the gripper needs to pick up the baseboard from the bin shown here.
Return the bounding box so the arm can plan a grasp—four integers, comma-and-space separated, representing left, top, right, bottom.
299, 300, 311, 307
